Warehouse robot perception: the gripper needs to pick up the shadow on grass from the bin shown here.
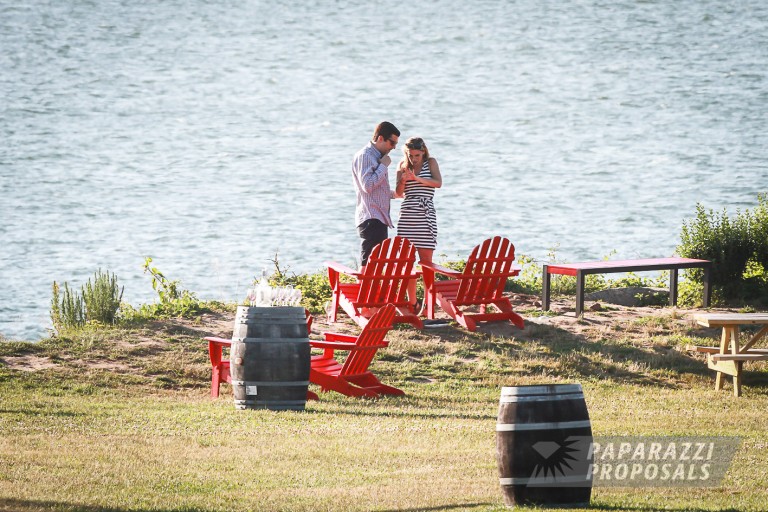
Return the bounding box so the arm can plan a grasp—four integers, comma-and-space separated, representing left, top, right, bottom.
591, 506, 740, 512
381, 316, 768, 392
504, 321, 728, 388
378, 503, 495, 512
311, 401, 497, 421
0, 408, 84, 417
0, 498, 211, 512
0, 498, 743, 512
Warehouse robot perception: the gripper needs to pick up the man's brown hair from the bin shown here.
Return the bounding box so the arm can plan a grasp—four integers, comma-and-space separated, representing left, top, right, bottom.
372, 121, 400, 142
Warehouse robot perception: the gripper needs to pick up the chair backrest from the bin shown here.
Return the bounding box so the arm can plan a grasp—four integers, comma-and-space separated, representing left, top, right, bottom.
455, 236, 517, 306
340, 303, 396, 377
356, 236, 416, 308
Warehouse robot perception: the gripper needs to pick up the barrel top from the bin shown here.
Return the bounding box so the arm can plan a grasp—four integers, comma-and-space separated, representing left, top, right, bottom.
500, 384, 583, 396
236, 306, 306, 318
236, 306, 306, 312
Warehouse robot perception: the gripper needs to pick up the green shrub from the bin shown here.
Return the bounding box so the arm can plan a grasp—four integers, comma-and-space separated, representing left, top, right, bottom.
677, 202, 761, 303
135, 257, 204, 318
51, 281, 85, 332
51, 270, 123, 334
82, 269, 123, 324
752, 193, 768, 272
265, 254, 333, 315
678, 204, 753, 288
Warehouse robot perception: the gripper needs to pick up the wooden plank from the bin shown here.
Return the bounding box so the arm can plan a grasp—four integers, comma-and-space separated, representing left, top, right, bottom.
694, 313, 768, 327
708, 358, 740, 376
743, 325, 768, 352
689, 345, 768, 354
711, 353, 768, 362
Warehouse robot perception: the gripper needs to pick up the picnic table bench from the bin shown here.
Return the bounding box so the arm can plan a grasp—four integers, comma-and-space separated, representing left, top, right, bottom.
688, 313, 768, 397
542, 257, 712, 316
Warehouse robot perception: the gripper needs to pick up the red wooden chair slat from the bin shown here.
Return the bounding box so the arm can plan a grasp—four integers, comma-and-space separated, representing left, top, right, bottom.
422, 236, 525, 332
325, 236, 422, 328
309, 303, 403, 398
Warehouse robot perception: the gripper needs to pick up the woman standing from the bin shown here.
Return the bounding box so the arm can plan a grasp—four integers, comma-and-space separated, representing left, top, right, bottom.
395, 137, 442, 311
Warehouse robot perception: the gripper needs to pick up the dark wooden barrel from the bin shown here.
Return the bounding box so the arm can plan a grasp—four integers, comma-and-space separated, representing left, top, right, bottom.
230, 306, 310, 411
496, 384, 593, 507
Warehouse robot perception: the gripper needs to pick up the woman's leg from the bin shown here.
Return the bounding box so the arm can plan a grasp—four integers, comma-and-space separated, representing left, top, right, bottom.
409, 248, 434, 313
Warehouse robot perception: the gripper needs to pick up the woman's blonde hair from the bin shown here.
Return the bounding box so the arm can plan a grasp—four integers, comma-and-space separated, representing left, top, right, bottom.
401, 137, 430, 171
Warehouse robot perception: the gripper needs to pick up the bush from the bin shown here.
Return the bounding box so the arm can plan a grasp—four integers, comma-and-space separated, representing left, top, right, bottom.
51, 281, 85, 332
752, 193, 768, 272
135, 257, 205, 318
51, 269, 123, 334
677, 196, 768, 305
265, 255, 332, 315
82, 270, 123, 324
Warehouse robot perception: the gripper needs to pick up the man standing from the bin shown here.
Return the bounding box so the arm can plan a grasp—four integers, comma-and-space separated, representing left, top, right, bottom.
352, 121, 401, 267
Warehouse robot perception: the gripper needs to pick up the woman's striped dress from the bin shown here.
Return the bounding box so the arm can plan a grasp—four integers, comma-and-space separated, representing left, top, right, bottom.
397, 160, 437, 250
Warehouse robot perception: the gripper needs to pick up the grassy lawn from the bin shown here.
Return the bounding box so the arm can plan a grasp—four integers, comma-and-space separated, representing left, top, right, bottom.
1, 299, 767, 511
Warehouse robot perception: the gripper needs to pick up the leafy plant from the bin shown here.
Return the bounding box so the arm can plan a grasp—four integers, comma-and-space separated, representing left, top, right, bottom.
51, 281, 85, 332
82, 269, 123, 325
752, 193, 768, 272
136, 257, 204, 318
677, 202, 762, 304
51, 270, 123, 334
678, 204, 753, 288
265, 253, 332, 314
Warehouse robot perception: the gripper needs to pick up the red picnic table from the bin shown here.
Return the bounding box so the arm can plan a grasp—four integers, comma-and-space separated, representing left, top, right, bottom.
542, 257, 712, 316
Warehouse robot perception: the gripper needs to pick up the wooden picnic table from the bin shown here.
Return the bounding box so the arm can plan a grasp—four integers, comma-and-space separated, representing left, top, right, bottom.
542, 257, 712, 316
689, 313, 768, 397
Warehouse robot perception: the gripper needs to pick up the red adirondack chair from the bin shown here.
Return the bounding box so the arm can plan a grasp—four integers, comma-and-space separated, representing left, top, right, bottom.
421, 236, 525, 332
325, 236, 422, 329
205, 309, 317, 400
309, 303, 403, 398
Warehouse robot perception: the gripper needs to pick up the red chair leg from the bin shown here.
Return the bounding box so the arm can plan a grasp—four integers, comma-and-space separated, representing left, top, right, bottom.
211, 367, 221, 398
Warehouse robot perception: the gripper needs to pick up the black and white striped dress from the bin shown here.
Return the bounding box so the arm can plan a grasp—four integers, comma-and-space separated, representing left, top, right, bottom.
397, 160, 437, 250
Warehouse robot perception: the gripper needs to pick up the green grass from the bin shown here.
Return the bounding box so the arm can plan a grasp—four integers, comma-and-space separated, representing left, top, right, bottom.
1, 303, 768, 511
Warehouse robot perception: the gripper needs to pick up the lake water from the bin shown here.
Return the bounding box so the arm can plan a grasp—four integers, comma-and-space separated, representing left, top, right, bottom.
2, 0, 767, 341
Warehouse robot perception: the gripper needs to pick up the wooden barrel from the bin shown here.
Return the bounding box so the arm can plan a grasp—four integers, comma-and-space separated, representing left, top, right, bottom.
496, 384, 593, 507
230, 306, 310, 411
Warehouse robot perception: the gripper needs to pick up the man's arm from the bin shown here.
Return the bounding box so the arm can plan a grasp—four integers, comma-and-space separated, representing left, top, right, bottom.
355, 152, 391, 193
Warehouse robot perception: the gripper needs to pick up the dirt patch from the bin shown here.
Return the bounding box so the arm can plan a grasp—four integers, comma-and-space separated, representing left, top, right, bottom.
1, 355, 58, 372
87, 361, 133, 372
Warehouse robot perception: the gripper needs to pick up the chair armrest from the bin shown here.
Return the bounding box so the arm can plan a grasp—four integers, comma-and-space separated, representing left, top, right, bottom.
204, 337, 232, 367
204, 336, 232, 346
323, 332, 357, 343
310, 340, 360, 351
420, 261, 461, 278
311, 340, 389, 351
324, 260, 360, 278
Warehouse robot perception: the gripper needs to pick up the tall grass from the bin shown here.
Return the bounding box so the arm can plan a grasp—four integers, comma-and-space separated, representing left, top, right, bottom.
51, 270, 123, 334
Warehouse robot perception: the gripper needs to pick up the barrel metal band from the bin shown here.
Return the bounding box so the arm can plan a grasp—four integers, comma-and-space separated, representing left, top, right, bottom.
501, 384, 583, 395
496, 420, 592, 431
234, 400, 307, 405
499, 475, 591, 485
499, 394, 584, 403
231, 380, 310, 386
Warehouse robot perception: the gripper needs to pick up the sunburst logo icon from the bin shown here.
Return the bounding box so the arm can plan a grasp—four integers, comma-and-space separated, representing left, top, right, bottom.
527, 437, 592, 485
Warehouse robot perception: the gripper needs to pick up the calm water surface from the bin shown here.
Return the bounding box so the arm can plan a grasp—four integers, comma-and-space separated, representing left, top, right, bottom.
2, 1, 767, 340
